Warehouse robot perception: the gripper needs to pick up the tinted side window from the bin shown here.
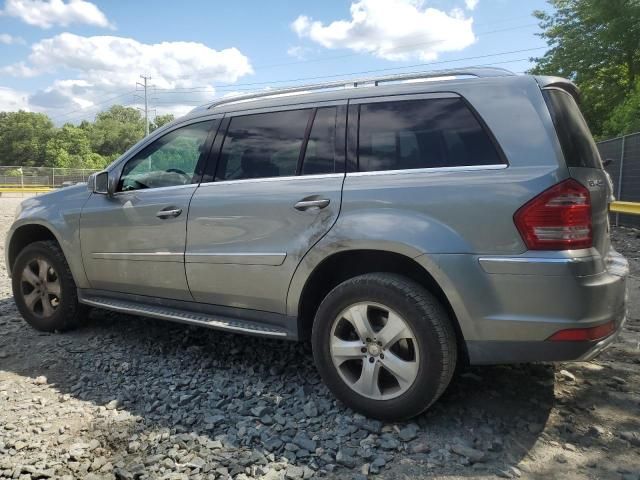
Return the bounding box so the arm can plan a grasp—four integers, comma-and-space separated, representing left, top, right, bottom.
216, 109, 312, 181
543, 89, 602, 169
119, 121, 214, 191
302, 107, 337, 175
357, 98, 502, 172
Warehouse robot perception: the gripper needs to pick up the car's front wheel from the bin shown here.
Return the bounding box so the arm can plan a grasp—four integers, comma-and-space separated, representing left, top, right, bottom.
312, 273, 457, 421
12, 240, 85, 332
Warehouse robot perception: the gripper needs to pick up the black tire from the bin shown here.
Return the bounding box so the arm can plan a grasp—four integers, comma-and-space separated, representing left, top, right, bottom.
12, 240, 85, 332
312, 273, 457, 421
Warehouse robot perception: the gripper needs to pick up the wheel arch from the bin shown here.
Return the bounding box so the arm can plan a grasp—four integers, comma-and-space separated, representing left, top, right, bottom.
8, 223, 63, 275
294, 248, 468, 363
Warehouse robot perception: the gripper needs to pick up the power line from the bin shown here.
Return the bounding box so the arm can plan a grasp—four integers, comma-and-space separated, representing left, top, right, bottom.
44, 12, 545, 122
52, 46, 545, 122
146, 57, 538, 109
474, 14, 537, 27
52, 100, 137, 124
153, 22, 540, 85
152, 46, 545, 94
50, 90, 136, 121
252, 23, 540, 71
48, 13, 544, 120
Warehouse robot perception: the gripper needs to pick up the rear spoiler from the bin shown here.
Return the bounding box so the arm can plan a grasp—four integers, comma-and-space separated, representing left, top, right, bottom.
534, 75, 581, 102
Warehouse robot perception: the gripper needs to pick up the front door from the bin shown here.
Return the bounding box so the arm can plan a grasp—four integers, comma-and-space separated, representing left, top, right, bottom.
186, 105, 345, 313
80, 119, 218, 300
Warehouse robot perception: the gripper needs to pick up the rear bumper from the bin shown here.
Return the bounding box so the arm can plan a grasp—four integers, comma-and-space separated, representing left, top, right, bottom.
466, 311, 626, 364
418, 247, 628, 365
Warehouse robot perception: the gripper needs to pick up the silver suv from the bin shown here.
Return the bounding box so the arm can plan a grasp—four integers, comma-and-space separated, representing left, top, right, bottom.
6, 68, 628, 420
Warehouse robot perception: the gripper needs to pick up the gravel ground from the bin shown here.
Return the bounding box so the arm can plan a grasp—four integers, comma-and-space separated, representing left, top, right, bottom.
0, 195, 638, 480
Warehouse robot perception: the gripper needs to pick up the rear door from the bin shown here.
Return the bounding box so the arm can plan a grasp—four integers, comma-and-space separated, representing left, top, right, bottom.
542, 88, 612, 255
186, 103, 346, 313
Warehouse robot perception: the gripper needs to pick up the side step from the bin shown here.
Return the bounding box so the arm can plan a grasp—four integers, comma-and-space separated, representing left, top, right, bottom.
79, 294, 288, 338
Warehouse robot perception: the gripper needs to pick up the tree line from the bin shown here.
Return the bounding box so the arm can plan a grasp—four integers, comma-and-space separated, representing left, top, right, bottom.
0, 106, 174, 170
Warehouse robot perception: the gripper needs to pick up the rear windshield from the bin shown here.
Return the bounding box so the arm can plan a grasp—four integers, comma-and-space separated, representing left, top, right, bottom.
543, 88, 602, 169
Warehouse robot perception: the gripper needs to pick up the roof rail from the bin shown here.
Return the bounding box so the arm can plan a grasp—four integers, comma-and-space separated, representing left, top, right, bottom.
205, 67, 515, 110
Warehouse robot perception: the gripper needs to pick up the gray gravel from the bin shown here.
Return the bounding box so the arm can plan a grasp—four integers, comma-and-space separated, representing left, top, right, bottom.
0, 196, 639, 480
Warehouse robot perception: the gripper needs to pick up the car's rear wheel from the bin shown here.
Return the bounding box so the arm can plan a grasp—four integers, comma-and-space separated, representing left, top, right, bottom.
12, 240, 85, 332
312, 273, 457, 421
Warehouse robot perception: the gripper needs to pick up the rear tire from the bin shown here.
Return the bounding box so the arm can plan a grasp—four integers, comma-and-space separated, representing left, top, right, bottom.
312, 273, 457, 421
12, 240, 85, 332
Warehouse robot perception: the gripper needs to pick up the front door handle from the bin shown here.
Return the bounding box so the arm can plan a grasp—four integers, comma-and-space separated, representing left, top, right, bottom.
294, 198, 330, 211
156, 207, 182, 219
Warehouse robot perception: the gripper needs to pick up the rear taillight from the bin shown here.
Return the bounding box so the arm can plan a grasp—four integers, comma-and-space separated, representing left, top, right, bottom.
514, 179, 592, 250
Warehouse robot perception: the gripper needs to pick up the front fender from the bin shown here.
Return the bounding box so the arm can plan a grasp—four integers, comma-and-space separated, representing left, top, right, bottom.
6, 185, 91, 287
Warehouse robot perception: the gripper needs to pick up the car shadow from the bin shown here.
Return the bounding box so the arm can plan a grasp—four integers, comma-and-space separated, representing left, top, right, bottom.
0, 296, 560, 478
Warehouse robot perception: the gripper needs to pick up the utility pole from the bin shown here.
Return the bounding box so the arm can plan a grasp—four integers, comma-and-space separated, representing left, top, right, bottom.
136, 75, 152, 136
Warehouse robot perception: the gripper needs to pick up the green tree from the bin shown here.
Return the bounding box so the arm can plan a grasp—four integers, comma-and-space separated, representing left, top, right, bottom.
44, 124, 94, 168
84, 152, 110, 169
530, 0, 640, 137
0, 111, 55, 166
0, 104, 182, 169
151, 114, 175, 132
88, 105, 145, 158
604, 80, 640, 135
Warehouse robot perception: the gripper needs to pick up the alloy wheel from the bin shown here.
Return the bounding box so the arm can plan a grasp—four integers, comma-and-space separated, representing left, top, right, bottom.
329, 302, 420, 400
20, 258, 61, 318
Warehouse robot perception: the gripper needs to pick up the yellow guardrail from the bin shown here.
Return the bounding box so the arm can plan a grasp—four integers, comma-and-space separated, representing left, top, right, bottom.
0, 184, 51, 187
610, 201, 640, 215
0, 186, 52, 194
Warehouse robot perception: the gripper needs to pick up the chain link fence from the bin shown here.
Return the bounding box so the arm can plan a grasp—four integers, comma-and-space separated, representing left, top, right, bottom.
598, 132, 640, 229
0, 166, 100, 188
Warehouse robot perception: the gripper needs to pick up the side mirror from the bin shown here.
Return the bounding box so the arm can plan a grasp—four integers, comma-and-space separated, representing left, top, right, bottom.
89, 171, 114, 195
602, 158, 614, 167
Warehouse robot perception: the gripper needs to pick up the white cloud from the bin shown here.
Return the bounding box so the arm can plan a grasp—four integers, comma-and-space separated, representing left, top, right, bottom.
0, 33, 253, 121
4, 33, 253, 82
465, 0, 479, 10
0, 33, 25, 44
0, 86, 30, 111
292, 0, 476, 61
1, 0, 112, 29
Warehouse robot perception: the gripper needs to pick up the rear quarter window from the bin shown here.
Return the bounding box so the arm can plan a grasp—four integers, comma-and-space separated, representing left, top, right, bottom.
357, 97, 503, 172
543, 88, 602, 169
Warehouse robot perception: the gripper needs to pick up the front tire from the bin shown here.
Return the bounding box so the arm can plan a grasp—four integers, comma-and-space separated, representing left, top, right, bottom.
312, 273, 457, 421
12, 240, 85, 332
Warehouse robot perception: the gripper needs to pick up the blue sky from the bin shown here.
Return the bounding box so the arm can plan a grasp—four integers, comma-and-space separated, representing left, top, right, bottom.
0, 0, 550, 124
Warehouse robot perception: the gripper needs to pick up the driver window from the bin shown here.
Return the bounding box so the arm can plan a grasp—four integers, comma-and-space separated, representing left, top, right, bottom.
118, 121, 214, 191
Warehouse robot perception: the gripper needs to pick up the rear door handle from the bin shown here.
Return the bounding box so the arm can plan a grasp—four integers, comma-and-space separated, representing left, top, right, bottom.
294, 198, 330, 211
156, 207, 182, 219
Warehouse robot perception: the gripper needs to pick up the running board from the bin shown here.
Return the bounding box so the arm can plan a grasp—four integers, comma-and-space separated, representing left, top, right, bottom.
79, 294, 288, 338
